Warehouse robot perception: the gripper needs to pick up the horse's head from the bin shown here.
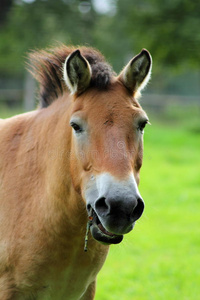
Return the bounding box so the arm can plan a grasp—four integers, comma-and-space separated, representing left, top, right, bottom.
64, 49, 152, 245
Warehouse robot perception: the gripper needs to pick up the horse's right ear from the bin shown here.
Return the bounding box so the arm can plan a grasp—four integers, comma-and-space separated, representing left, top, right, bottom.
63, 50, 92, 95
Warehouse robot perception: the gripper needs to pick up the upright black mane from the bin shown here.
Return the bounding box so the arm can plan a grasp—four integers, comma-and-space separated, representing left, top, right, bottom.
29, 45, 114, 108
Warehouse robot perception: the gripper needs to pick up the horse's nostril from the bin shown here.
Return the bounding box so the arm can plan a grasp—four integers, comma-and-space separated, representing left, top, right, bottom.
95, 197, 108, 215
95, 196, 144, 222
132, 198, 145, 222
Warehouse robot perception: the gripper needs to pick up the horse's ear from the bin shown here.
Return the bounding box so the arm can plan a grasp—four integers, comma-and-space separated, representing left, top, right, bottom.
119, 49, 152, 96
63, 50, 92, 95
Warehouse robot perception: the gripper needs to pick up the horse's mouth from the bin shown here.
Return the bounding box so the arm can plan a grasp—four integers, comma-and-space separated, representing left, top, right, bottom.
89, 209, 123, 245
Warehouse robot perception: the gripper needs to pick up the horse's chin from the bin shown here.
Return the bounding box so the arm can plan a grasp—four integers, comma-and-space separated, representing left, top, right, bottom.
90, 210, 123, 245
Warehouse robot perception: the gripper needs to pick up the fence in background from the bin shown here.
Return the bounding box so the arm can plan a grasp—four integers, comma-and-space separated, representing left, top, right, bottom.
0, 82, 199, 113
0, 72, 36, 111
141, 93, 200, 112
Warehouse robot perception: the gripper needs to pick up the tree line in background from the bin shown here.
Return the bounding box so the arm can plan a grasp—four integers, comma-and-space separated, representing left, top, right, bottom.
0, 0, 199, 95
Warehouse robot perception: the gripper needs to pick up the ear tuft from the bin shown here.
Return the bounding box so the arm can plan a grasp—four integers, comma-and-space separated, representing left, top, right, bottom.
119, 49, 152, 96
63, 50, 92, 95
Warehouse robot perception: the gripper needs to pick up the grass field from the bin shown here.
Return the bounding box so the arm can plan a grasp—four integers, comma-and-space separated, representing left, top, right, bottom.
1, 104, 200, 299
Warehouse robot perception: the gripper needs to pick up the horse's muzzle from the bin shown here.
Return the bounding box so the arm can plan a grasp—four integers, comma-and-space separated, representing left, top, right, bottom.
85, 173, 145, 245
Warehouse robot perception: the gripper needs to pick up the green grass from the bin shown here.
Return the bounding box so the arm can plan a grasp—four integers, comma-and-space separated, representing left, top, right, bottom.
0, 104, 24, 118
1, 105, 200, 299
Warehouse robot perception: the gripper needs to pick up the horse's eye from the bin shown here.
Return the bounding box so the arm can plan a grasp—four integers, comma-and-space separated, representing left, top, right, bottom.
70, 122, 83, 133
137, 120, 149, 132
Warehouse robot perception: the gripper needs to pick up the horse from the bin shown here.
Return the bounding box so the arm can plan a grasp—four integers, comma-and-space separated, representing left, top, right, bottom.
0, 45, 152, 299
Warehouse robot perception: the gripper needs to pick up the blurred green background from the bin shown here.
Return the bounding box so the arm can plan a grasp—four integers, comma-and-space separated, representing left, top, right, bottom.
0, 0, 199, 299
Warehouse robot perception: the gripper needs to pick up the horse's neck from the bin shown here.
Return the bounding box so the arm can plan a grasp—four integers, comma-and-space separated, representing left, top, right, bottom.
33, 102, 87, 230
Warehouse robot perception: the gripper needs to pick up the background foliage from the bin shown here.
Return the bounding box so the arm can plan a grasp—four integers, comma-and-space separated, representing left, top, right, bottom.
0, 0, 200, 76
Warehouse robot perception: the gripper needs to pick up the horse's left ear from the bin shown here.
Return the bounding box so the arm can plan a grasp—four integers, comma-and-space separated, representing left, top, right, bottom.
119, 49, 152, 96
63, 49, 92, 95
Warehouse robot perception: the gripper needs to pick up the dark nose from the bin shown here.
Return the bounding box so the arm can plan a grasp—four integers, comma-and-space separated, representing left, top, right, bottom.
95, 196, 144, 223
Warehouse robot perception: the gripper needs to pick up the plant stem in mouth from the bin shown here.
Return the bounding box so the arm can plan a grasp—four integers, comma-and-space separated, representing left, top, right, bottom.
84, 210, 93, 252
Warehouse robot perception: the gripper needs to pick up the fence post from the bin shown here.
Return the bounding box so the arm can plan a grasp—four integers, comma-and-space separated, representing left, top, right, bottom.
24, 72, 36, 112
